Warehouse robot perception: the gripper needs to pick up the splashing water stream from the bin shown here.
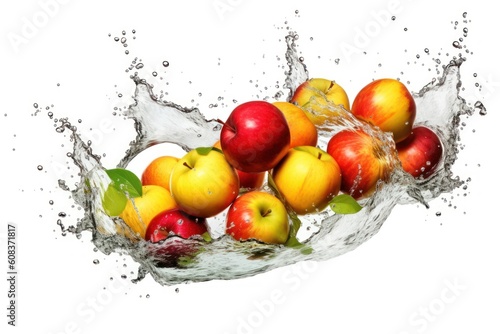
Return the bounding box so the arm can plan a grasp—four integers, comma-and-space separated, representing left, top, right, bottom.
53, 29, 476, 286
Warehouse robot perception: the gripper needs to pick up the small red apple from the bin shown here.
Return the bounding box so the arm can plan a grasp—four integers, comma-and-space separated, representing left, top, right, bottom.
145, 209, 210, 267
396, 126, 443, 179
327, 129, 394, 199
220, 101, 291, 173
238, 170, 266, 190
213, 140, 266, 190
145, 208, 209, 242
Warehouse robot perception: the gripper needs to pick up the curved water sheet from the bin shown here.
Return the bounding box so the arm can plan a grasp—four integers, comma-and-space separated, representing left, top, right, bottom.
57, 33, 475, 286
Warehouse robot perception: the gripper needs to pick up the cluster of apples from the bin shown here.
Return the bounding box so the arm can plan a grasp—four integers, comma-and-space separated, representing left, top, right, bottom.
115, 76, 443, 264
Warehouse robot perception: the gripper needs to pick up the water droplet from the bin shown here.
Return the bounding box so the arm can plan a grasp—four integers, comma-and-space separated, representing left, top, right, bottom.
58, 212, 67, 218
49, 200, 54, 205
93, 259, 100, 265
152, 71, 158, 77
37, 165, 43, 171
33, 103, 38, 108
175, 288, 180, 293
162, 61, 170, 67
136, 63, 144, 69
474, 101, 487, 115
452, 41, 462, 49
391, 16, 396, 21
436, 212, 442, 217
121, 274, 127, 279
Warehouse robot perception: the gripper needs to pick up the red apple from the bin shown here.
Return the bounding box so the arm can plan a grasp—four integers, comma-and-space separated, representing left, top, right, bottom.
145, 209, 210, 268
226, 191, 290, 244
213, 140, 266, 190
145, 208, 209, 242
238, 170, 266, 190
220, 101, 291, 173
351, 78, 416, 143
396, 126, 443, 179
326, 129, 394, 199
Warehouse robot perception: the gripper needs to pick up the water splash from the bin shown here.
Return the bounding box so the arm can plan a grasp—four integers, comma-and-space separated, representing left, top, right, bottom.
51, 30, 478, 286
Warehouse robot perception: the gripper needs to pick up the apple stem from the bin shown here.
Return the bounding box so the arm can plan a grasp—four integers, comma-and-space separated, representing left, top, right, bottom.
183, 162, 193, 170
262, 208, 272, 217
318, 152, 322, 160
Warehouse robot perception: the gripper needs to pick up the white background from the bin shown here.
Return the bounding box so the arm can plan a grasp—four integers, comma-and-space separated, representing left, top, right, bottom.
2, 0, 499, 333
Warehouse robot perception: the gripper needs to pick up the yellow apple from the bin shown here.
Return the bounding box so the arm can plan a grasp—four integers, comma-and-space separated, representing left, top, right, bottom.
170, 147, 239, 217
118, 185, 178, 239
290, 78, 350, 126
272, 101, 318, 148
272, 146, 342, 215
141, 155, 179, 191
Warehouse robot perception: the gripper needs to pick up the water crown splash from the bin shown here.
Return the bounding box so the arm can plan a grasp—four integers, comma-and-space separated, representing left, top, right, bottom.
52, 27, 478, 286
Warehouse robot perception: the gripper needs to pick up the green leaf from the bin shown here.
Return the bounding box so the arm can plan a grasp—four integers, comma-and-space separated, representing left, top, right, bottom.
105, 168, 143, 198
102, 184, 128, 216
196, 147, 215, 155
329, 194, 363, 214
201, 232, 212, 243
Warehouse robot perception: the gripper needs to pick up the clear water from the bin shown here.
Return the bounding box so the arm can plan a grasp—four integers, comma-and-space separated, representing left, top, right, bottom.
48, 22, 481, 286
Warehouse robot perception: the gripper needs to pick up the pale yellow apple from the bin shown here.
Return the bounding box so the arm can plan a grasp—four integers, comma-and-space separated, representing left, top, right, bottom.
290, 78, 350, 126
170, 148, 239, 218
272, 101, 318, 148
118, 185, 178, 239
141, 155, 179, 191
272, 146, 342, 215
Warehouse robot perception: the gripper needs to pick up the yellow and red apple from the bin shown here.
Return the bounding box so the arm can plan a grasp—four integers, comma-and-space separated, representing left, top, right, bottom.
226, 191, 290, 244
118, 184, 178, 239
272, 146, 342, 215
351, 78, 416, 143
291, 78, 350, 110
272, 101, 318, 148
327, 129, 394, 199
290, 78, 350, 126
396, 126, 443, 179
141, 155, 179, 191
170, 147, 239, 218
